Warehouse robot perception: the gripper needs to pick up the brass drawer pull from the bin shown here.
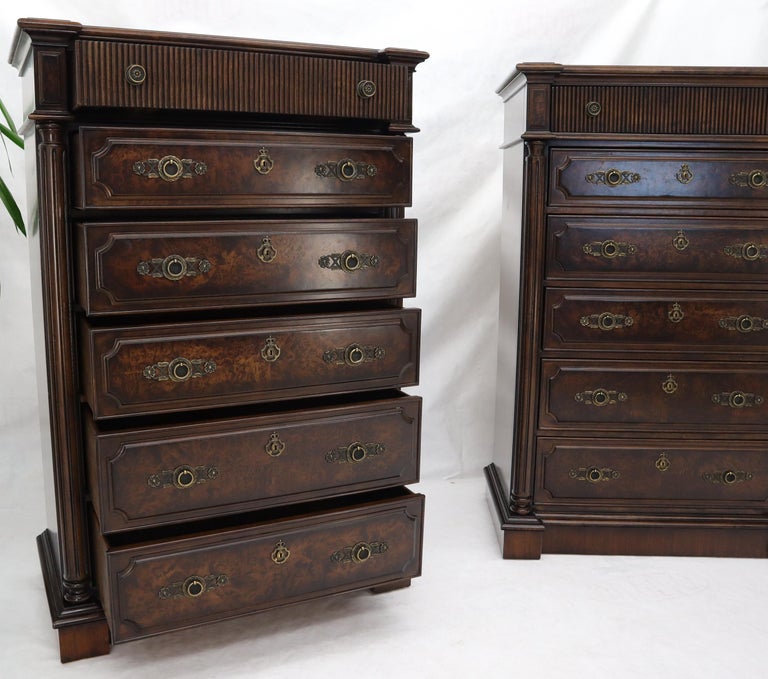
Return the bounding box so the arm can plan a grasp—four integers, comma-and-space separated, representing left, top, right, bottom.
711, 391, 764, 408
569, 466, 620, 483
325, 441, 385, 464
723, 242, 768, 261
729, 169, 768, 189
148, 464, 219, 489
315, 158, 377, 182
253, 147, 275, 175
331, 540, 388, 565
323, 343, 385, 366
719, 315, 768, 333
580, 312, 633, 331
125, 63, 146, 85
702, 469, 754, 485
356, 79, 377, 99
271, 540, 291, 565
318, 250, 380, 272
133, 155, 208, 182
260, 336, 281, 363
158, 573, 228, 600
575, 388, 627, 407
585, 168, 641, 187
137, 254, 212, 281
143, 356, 216, 382
265, 432, 286, 457
585, 101, 601, 117
583, 239, 637, 258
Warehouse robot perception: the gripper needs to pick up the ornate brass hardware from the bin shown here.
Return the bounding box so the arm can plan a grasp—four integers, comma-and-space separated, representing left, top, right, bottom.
585, 101, 602, 117
260, 336, 281, 363
569, 466, 620, 483
158, 573, 228, 600
711, 391, 764, 408
133, 155, 207, 182
582, 239, 637, 259
148, 464, 219, 489
137, 254, 212, 281
271, 540, 291, 565
323, 343, 385, 366
662, 374, 678, 395
585, 168, 641, 187
579, 312, 634, 331
253, 148, 274, 175
318, 250, 380, 273
729, 169, 768, 189
672, 230, 690, 251
325, 441, 385, 464
655, 452, 671, 472
331, 541, 388, 565
143, 356, 216, 382
668, 302, 685, 323
702, 469, 754, 485
575, 388, 627, 407
315, 158, 377, 182
125, 64, 146, 85
719, 314, 768, 333
356, 79, 377, 99
675, 163, 694, 184
723, 242, 768, 261
257, 236, 277, 263
265, 432, 286, 457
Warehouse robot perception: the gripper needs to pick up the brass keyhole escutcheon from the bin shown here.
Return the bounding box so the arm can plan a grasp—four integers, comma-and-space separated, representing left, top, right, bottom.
253, 147, 274, 175
675, 163, 694, 184
257, 236, 277, 263
673, 230, 690, 251
265, 432, 286, 457
261, 336, 281, 363
655, 452, 671, 472
668, 302, 685, 323
271, 540, 291, 565
662, 374, 678, 395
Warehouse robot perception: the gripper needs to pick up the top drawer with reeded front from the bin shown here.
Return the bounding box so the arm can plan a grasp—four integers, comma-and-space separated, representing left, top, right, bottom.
72, 39, 426, 127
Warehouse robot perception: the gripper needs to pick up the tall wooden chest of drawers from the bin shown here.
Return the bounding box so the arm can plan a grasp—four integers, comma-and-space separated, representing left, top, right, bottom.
486, 63, 768, 559
11, 19, 427, 661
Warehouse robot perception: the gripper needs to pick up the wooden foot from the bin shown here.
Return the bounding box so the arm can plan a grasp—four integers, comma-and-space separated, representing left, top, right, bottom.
58, 619, 111, 663
370, 578, 411, 594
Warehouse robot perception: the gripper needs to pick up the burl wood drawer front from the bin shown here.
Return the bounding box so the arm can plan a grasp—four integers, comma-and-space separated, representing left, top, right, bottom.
73, 39, 418, 124
540, 360, 768, 431
547, 216, 768, 282
550, 149, 768, 206
74, 127, 411, 210
536, 438, 768, 507
86, 395, 421, 533
95, 490, 424, 643
81, 309, 420, 419
77, 219, 417, 315
544, 289, 768, 351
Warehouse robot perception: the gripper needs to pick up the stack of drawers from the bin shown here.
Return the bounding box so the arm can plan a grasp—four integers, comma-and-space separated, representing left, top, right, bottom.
487, 63, 768, 559
12, 19, 427, 661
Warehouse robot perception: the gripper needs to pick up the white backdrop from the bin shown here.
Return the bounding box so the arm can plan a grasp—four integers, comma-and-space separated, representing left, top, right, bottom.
2, 2, 768, 677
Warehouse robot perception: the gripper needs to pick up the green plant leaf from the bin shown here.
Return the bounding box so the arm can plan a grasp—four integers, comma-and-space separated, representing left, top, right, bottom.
0, 174, 25, 236
0, 98, 23, 149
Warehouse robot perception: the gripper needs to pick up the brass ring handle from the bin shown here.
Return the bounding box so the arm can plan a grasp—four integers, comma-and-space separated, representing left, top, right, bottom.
323, 343, 385, 366
143, 356, 217, 382
711, 390, 764, 408
315, 158, 377, 181
330, 540, 388, 565
356, 79, 377, 99
325, 441, 385, 464
582, 239, 638, 259
719, 314, 768, 333
585, 168, 641, 187
580, 312, 633, 331
137, 254, 212, 280
318, 250, 380, 272
723, 242, 768, 261
730, 169, 768, 189
125, 63, 146, 85
158, 573, 228, 599
133, 155, 208, 181
568, 466, 620, 483
575, 388, 627, 407
147, 464, 219, 489
702, 469, 754, 484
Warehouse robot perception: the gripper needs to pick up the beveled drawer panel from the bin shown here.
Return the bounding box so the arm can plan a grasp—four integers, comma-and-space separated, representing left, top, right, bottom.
77, 219, 417, 315
81, 309, 420, 419
86, 395, 421, 533
541, 360, 768, 431
94, 489, 424, 643
74, 39, 422, 125
74, 127, 411, 210
536, 438, 768, 506
544, 289, 768, 351
547, 216, 768, 281
550, 149, 768, 206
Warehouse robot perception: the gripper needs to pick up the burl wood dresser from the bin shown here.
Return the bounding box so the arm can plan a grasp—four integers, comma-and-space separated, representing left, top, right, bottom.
10, 18, 427, 661
486, 63, 768, 559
